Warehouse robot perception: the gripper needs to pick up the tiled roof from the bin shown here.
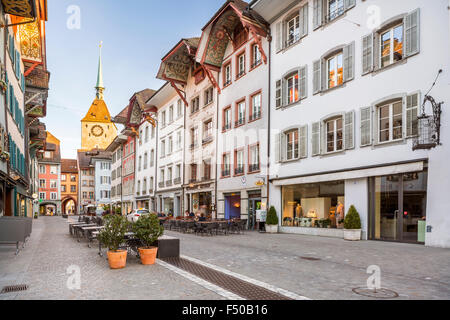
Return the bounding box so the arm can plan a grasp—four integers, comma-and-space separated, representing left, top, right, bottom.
61, 159, 78, 173
81, 99, 113, 123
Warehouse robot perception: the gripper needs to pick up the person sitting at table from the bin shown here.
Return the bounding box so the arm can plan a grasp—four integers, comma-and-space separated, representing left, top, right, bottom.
184, 210, 190, 218
198, 213, 206, 222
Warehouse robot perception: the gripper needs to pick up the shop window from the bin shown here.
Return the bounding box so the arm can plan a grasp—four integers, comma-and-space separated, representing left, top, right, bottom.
282, 181, 345, 228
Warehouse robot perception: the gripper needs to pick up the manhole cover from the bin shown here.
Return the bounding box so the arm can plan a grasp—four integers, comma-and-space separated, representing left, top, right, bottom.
300, 256, 321, 261
1, 284, 28, 294
352, 287, 399, 299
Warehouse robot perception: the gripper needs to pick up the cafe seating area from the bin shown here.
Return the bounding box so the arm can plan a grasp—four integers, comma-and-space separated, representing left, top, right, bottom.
161, 218, 247, 236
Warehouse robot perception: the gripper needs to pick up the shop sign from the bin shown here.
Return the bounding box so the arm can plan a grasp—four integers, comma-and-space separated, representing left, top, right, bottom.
256, 210, 266, 222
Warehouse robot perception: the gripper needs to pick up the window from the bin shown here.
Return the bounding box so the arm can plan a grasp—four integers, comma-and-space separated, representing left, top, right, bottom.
151, 126, 155, 138
276, 80, 282, 108
169, 105, 174, 123
224, 63, 232, 87
177, 99, 183, 118
39, 179, 46, 188
190, 164, 197, 182
223, 107, 232, 131
83, 192, 87, 199
138, 156, 142, 171
39, 192, 45, 200
145, 126, 149, 142
167, 167, 172, 181
39, 165, 45, 174
287, 14, 300, 46
50, 166, 57, 174
176, 164, 181, 180
50, 192, 57, 200
328, 0, 344, 22
70, 185, 76, 193
313, 0, 355, 29
237, 52, 245, 78
100, 162, 110, 170
204, 87, 213, 106
101, 176, 111, 184
251, 44, 262, 68
144, 153, 148, 169
287, 72, 299, 104
235, 100, 246, 127
249, 144, 260, 173
286, 130, 299, 161
139, 130, 143, 145
89, 180, 95, 187
222, 153, 231, 177
82, 180, 87, 186
203, 120, 213, 142
327, 53, 343, 89
50, 180, 57, 188
137, 180, 141, 194
234, 149, 244, 175
379, 101, 403, 143
203, 160, 211, 180
142, 179, 147, 194
71, 175, 76, 182
190, 127, 198, 148
380, 25, 403, 68
89, 192, 94, 199
250, 93, 262, 121
161, 111, 166, 127
168, 136, 173, 154
161, 140, 166, 158
150, 177, 154, 191
176, 131, 182, 150
44, 151, 52, 159
326, 117, 344, 152
191, 97, 200, 114
61, 174, 66, 181
160, 169, 165, 183
150, 149, 154, 167
61, 185, 66, 192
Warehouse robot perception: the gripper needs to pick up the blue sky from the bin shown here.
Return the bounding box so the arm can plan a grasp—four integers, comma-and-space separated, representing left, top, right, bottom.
46, 0, 224, 158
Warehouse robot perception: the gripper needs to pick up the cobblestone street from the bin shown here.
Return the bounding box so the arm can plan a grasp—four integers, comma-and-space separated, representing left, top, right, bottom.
1, 217, 449, 300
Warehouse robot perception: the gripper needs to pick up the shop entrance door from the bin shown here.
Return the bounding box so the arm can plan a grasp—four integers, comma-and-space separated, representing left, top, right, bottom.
248, 199, 261, 230
370, 170, 427, 243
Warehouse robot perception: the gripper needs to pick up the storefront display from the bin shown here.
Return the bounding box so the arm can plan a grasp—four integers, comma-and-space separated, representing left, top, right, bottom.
282, 181, 345, 229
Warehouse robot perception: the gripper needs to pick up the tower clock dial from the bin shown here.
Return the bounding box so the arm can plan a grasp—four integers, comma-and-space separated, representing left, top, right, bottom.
91, 125, 104, 137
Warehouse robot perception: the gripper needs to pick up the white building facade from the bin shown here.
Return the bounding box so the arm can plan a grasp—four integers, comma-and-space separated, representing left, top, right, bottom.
250, 0, 450, 247
91, 155, 112, 209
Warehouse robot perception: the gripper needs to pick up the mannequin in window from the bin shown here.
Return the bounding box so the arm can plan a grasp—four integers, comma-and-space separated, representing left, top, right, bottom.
336, 201, 345, 229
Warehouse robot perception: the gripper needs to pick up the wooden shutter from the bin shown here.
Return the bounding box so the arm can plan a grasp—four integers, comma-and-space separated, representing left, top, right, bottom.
281, 78, 287, 107
274, 133, 281, 163
299, 65, 307, 100
344, 0, 356, 10
373, 33, 380, 71
299, 4, 308, 38
343, 41, 355, 82
406, 92, 420, 137
313, 60, 321, 94
313, 0, 322, 30
360, 107, 372, 147
312, 122, 321, 156
275, 79, 282, 109
344, 111, 355, 150
275, 22, 283, 52
300, 125, 308, 158
372, 105, 379, 145
404, 8, 420, 57
362, 33, 374, 74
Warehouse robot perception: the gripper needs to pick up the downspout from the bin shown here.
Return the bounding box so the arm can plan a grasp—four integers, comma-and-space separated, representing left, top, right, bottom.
214, 72, 220, 220
182, 90, 187, 216
266, 32, 271, 211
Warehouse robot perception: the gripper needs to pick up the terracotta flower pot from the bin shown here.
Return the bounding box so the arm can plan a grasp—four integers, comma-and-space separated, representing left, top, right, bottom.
138, 247, 158, 265
107, 250, 127, 269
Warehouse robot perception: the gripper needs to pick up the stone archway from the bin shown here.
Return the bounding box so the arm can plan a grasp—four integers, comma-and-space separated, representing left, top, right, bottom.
62, 197, 77, 215
39, 203, 57, 216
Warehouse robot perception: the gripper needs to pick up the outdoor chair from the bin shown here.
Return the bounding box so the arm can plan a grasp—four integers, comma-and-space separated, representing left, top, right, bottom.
185, 221, 195, 233
208, 222, 219, 236
216, 221, 230, 235
193, 223, 206, 236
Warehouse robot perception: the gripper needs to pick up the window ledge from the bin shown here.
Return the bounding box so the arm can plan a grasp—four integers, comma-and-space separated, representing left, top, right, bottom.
278, 99, 302, 110
281, 157, 300, 164
234, 122, 245, 129
248, 116, 262, 124
370, 59, 408, 76
222, 82, 232, 90
249, 62, 262, 72
373, 138, 406, 148
278, 38, 302, 54
319, 83, 347, 96
248, 170, 261, 175
204, 101, 214, 109
235, 73, 246, 82
320, 149, 345, 157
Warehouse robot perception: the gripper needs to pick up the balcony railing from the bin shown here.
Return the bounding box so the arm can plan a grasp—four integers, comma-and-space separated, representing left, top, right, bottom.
202, 136, 213, 145
222, 169, 230, 177
189, 178, 197, 184
249, 164, 260, 172
173, 177, 182, 185
201, 176, 211, 182
190, 143, 198, 149
166, 180, 173, 187
249, 111, 261, 121
234, 166, 244, 175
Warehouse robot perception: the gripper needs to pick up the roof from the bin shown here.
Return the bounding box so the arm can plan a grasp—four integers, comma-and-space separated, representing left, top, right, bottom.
38, 131, 61, 163
61, 159, 78, 173
81, 99, 113, 123
112, 89, 157, 126
105, 135, 127, 152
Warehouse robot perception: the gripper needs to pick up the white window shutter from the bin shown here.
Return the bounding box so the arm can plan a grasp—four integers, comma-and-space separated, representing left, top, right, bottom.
406, 92, 420, 137
312, 122, 321, 156
275, 79, 282, 109
344, 0, 356, 10
372, 105, 379, 145
299, 65, 307, 99
404, 8, 420, 57
274, 133, 281, 163
299, 4, 308, 38
275, 22, 283, 52
313, 0, 322, 30
360, 107, 372, 147
321, 59, 327, 91
362, 33, 374, 75
300, 125, 308, 158
373, 33, 380, 71
343, 41, 355, 82
344, 111, 355, 150
281, 78, 287, 107
280, 132, 287, 162
313, 60, 321, 94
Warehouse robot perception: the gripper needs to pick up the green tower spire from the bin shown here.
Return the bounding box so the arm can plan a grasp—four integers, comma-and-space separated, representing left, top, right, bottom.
95, 41, 105, 100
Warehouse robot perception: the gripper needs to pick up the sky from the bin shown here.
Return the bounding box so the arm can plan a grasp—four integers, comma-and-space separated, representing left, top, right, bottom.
45, 0, 225, 159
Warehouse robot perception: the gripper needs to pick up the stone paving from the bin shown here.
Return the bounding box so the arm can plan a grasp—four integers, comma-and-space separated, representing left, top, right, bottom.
1, 217, 449, 300
166, 229, 450, 300
0, 217, 223, 300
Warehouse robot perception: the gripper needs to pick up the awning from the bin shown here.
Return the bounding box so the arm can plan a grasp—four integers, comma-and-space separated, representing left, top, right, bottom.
272, 161, 425, 186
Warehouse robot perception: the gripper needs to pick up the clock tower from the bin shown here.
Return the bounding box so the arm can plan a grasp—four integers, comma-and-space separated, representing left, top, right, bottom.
81, 43, 117, 151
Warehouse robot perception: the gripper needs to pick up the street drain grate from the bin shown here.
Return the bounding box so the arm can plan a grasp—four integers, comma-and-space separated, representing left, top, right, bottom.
352, 287, 399, 299
300, 256, 321, 261
162, 257, 291, 300
1, 284, 28, 294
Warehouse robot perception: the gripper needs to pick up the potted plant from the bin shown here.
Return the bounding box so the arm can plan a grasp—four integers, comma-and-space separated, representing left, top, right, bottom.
343, 205, 362, 241
265, 206, 279, 233
98, 214, 129, 269
132, 213, 164, 265
306, 218, 312, 227
34, 212, 38, 219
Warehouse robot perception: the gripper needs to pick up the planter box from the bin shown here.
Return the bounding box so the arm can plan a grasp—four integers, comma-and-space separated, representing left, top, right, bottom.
265, 224, 278, 234
344, 229, 361, 241
280, 226, 344, 238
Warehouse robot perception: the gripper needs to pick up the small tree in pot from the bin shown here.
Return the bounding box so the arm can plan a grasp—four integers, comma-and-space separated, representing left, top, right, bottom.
98, 214, 129, 269
265, 206, 279, 234
132, 214, 164, 265
343, 205, 362, 241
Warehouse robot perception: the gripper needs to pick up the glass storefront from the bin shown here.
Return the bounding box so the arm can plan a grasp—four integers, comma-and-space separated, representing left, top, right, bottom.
369, 170, 427, 243
282, 181, 345, 228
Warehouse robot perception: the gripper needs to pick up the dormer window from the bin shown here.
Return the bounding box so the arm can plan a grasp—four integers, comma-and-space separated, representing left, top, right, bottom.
233, 24, 248, 49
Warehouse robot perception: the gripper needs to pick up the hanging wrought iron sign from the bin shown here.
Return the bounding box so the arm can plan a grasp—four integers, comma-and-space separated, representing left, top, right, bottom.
413, 94, 443, 151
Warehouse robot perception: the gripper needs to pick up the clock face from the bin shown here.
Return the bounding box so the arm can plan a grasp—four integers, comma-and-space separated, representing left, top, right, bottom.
91, 125, 104, 137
